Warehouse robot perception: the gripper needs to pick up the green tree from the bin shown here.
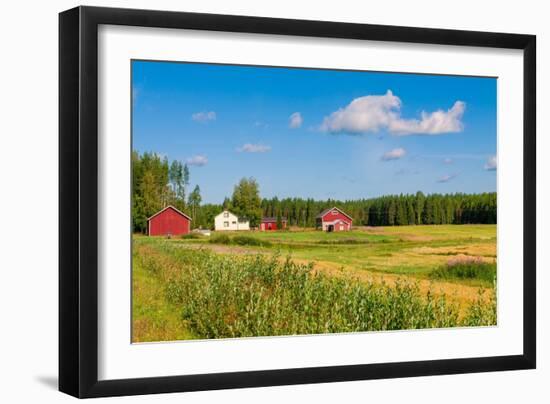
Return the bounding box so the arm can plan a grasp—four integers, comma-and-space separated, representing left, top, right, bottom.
276, 211, 283, 230
415, 191, 425, 224
396, 195, 407, 225
188, 185, 202, 225
232, 177, 262, 227
169, 161, 182, 204
406, 198, 416, 225
222, 197, 232, 210
387, 200, 396, 226
140, 171, 162, 218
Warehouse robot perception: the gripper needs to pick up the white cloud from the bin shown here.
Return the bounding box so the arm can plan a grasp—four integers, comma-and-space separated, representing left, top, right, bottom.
443, 158, 453, 164
437, 173, 458, 183
321, 91, 400, 133
484, 155, 497, 171
381, 147, 406, 161
390, 101, 465, 135
320, 90, 465, 136
185, 155, 208, 166
289, 112, 303, 129
237, 143, 271, 153
191, 111, 216, 122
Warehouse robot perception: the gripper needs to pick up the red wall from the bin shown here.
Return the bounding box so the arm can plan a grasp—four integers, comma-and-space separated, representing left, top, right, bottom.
331, 220, 351, 232
148, 207, 190, 236
321, 209, 353, 228
260, 221, 287, 231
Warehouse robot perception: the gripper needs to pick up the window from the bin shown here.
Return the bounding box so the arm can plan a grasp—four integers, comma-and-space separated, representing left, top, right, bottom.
332, 210, 338, 215
223, 212, 229, 218
224, 221, 229, 227
232, 221, 236, 225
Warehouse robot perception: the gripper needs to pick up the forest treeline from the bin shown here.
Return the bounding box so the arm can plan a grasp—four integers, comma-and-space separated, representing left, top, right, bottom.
132, 151, 496, 232
260, 192, 496, 228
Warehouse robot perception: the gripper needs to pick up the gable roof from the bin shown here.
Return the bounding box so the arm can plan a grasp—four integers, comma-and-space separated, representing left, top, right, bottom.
147, 205, 192, 221
215, 210, 249, 222
316, 207, 353, 221
215, 210, 237, 218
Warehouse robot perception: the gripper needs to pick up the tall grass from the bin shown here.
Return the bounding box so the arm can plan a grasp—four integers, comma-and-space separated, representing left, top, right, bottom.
430, 256, 496, 287
136, 239, 496, 340
209, 234, 272, 247
180, 232, 204, 240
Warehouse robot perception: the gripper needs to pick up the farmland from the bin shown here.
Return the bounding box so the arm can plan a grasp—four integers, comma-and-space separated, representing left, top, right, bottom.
132, 225, 497, 343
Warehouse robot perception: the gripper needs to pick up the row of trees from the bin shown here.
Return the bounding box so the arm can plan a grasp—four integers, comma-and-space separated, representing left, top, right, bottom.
260, 191, 496, 228
132, 151, 496, 232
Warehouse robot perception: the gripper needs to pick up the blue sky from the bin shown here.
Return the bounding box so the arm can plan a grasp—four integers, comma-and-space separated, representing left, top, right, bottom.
132, 60, 497, 204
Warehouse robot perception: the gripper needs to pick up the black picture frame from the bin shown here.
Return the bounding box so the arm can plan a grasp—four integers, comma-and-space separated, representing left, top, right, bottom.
59, 5, 536, 398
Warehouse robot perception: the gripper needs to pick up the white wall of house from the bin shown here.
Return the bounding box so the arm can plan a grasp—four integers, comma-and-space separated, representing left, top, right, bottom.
214, 210, 250, 231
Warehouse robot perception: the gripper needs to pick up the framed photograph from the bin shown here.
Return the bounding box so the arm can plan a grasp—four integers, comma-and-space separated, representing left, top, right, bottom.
59, 6, 536, 398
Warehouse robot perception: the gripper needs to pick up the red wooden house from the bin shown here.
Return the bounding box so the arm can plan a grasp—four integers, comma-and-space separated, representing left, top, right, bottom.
316, 207, 353, 232
260, 216, 287, 231
147, 205, 191, 236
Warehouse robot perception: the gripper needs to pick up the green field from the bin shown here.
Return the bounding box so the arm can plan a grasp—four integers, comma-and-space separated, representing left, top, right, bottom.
133, 225, 497, 342
173, 225, 496, 279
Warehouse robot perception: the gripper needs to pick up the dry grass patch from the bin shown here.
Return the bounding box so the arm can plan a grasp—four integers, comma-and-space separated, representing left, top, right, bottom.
411, 244, 496, 259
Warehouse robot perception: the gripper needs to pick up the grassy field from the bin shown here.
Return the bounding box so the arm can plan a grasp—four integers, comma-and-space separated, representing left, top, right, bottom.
174, 225, 496, 280
132, 225, 497, 343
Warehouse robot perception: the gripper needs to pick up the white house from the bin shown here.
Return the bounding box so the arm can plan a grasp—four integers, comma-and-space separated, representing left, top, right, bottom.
214, 210, 250, 231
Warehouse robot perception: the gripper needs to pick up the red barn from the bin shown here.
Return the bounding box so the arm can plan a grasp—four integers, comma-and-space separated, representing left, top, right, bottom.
260, 217, 287, 231
147, 205, 191, 236
316, 207, 353, 232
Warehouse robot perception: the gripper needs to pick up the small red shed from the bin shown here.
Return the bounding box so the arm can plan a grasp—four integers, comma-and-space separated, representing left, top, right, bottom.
260, 217, 287, 231
147, 205, 191, 236
316, 207, 353, 232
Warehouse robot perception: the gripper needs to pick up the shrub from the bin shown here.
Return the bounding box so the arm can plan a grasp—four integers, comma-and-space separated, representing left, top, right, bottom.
209, 234, 272, 247
231, 235, 272, 247
430, 256, 496, 287
209, 234, 231, 245
317, 238, 368, 245
181, 233, 203, 239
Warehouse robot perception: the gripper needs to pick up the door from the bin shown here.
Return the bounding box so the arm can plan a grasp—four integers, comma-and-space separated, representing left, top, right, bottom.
327, 224, 334, 232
